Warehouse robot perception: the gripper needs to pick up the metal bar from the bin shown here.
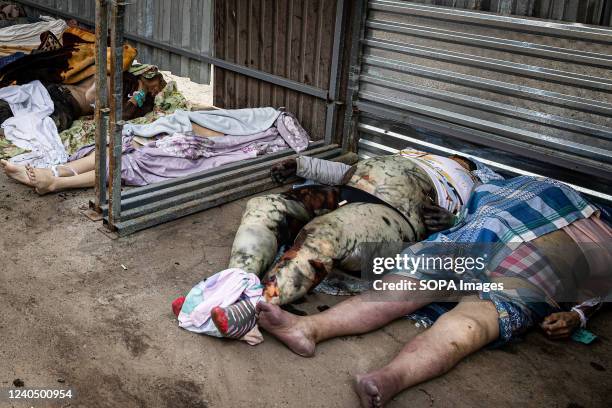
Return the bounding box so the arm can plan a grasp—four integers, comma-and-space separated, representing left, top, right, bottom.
323, 0, 347, 144
356, 128, 612, 202
16, 0, 328, 100
123, 31, 329, 100
93, 0, 109, 212
341, 0, 368, 152
368, 0, 612, 43
367, 19, 612, 69
106, 148, 344, 236
359, 90, 611, 163
356, 101, 612, 180
363, 55, 612, 116
364, 38, 612, 92
99, 143, 336, 214
110, 178, 283, 236
114, 141, 327, 201
360, 74, 612, 140
107, 0, 125, 228
118, 149, 342, 220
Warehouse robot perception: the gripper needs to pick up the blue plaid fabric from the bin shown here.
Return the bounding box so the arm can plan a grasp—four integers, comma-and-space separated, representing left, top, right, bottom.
397, 176, 596, 345
427, 176, 596, 245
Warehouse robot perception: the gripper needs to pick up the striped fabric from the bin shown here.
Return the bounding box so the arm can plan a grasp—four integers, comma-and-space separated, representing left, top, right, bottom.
211, 299, 258, 339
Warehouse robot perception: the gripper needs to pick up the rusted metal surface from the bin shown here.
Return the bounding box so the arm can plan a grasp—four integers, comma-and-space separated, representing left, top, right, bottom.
93, 0, 109, 213
107, 1, 125, 227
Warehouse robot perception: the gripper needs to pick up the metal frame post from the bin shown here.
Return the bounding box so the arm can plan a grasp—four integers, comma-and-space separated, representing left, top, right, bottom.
107, 0, 125, 228
341, 0, 368, 152
323, 0, 347, 144
93, 0, 109, 213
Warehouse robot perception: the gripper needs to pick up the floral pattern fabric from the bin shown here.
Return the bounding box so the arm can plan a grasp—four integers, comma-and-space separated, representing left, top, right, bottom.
0, 80, 189, 160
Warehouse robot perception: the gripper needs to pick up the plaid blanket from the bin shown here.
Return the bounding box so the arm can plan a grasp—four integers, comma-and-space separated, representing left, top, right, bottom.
428, 176, 596, 245
398, 176, 596, 284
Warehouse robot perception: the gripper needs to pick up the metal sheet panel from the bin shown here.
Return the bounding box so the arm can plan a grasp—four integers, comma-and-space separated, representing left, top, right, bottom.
18, 0, 213, 84
352, 0, 612, 198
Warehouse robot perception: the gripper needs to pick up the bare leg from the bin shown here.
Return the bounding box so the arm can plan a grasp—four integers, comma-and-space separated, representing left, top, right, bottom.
354, 297, 499, 407
257, 275, 433, 357
26, 167, 95, 195
1, 159, 33, 186
61, 151, 96, 175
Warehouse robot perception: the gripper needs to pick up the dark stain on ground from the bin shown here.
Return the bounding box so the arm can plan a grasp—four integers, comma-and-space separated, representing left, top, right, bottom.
13, 378, 24, 387
122, 331, 152, 358
104, 308, 152, 357
589, 361, 605, 371
159, 380, 208, 408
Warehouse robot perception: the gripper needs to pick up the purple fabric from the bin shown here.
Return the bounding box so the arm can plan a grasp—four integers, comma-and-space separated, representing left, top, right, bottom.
70, 128, 292, 186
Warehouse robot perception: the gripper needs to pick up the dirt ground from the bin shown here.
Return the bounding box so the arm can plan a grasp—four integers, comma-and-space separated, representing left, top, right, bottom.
1, 175, 611, 408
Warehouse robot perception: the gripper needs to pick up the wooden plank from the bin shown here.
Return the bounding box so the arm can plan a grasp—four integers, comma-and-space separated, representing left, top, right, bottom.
169, 0, 182, 75
213, 0, 226, 106
201, 0, 213, 84
247, 0, 261, 106
236, 0, 248, 107
259, 0, 275, 107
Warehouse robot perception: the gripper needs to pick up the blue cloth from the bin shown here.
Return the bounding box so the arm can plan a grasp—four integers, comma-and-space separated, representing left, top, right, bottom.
427, 176, 595, 245
0, 52, 25, 70
396, 176, 596, 345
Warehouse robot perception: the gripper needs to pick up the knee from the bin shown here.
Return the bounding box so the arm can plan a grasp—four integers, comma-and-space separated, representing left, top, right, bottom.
436, 312, 493, 353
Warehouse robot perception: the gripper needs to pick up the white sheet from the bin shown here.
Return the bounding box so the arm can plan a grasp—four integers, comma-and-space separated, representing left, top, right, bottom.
0, 16, 67, 48
122, 107, 282, 138
0, 80, 68, 167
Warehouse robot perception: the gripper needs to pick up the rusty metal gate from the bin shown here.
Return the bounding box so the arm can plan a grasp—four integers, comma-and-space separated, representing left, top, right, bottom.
344, 0, 612, 201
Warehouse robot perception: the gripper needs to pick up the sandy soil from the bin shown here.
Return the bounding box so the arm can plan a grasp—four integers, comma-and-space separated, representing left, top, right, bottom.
161, 71, 213, 108
1, 175, 611, 407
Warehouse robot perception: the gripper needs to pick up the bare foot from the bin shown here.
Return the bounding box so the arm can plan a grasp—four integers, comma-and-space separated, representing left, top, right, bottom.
354, 374, 385, 408
26, 165, 56, 195
256, 302, 316, 357
1, 159, 33, 186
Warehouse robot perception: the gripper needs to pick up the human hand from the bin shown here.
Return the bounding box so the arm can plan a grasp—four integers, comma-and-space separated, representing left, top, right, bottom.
271, 158, 297, 184
541, 312, 581, 339
422, 202, 455, 233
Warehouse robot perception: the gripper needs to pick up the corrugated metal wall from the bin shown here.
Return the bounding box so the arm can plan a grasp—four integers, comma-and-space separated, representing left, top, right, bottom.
213, 0, 349, 142
409, 0, 611, 25
18, 0, 213, 84
351, 0, 612, 196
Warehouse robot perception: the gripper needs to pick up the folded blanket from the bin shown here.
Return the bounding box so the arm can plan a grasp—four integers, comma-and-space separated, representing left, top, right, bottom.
0, 17, 67, 57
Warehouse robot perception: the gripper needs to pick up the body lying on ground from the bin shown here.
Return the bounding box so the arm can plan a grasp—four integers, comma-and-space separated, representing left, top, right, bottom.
0, 72, 167, 193
226, 173, 611, 407
1, 107, 310, 194
226, 151, 503, 306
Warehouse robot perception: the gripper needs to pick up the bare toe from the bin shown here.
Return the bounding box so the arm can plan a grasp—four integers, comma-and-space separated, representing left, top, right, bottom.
257, 301, 316, 357
354, 375, 384, 408
2, 160, 33, 187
